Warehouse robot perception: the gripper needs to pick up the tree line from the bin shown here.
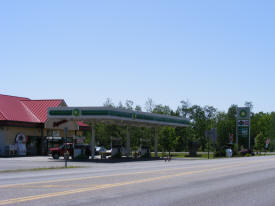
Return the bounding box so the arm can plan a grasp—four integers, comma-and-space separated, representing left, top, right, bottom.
84, 98, 275, 157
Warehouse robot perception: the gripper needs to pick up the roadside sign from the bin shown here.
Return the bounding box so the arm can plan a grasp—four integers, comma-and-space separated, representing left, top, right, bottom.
205, 129, 217, 142
237, 107, 250, 120
237, 120, 249, 127
236, 107, 251, 150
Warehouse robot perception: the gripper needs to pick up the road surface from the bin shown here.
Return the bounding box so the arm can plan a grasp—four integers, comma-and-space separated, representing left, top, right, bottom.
0, 156, 275, 206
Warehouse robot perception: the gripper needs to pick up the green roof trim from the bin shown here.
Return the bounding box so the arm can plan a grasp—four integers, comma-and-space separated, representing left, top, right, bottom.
48, 108, 190, 126
81, 110, 109, 116
49, 110, 72, 116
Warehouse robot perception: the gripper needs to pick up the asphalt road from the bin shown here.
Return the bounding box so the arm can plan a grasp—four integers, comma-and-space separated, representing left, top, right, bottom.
1, 156, 275, 206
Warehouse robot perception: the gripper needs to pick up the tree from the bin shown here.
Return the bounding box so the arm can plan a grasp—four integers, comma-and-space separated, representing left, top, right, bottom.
125, 100, 134, 110
255, 132, 265, 154
189, 105, 207, 151
159, 127, 177, 156
178, 100, 191, 119
245, 101, 254, 112
96, 97, 275, 156
117, 101, 125, 109
268, 113, 275, 140
135, 105, 142, 112
177, 101, 217, 153
145, 98, 155, 112
186, 127, 199, 156
153, 104, 171, 115
103, 98, 114, 107
267, 112, 275, 151
215, 112, 229, 157
251, 112, 271, 149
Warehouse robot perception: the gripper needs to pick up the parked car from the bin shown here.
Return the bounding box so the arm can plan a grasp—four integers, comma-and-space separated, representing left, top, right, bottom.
105, 149, 112, 156
95, 146, 107, 155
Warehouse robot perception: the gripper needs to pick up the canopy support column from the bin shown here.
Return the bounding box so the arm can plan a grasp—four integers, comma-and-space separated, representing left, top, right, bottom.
126, 126, 130, 158
91, 123, 95, 159
154, 127, 158, 157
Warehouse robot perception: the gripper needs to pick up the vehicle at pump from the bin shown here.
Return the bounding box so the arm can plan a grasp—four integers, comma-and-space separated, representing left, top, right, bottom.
50, 143, 91, 159
95, 146, 106, 155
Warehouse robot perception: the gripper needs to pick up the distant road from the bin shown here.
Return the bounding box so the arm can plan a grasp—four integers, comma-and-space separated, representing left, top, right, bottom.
0, 156, 275, 206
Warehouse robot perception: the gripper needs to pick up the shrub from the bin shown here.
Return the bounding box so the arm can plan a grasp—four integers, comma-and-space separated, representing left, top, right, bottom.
240, 149, 254, 156
214, 149, 226, 157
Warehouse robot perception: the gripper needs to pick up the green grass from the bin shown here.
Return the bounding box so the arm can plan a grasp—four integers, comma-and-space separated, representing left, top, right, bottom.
0, 166, 83, 173
152, 152, 214, 159
254, 153, 275, 156
170, 153, 214, 159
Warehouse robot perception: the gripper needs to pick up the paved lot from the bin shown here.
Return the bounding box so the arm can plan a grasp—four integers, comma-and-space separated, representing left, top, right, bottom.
0, 156, 275, 206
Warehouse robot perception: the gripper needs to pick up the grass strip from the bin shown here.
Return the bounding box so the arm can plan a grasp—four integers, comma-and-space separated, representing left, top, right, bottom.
0, 166, 83, 173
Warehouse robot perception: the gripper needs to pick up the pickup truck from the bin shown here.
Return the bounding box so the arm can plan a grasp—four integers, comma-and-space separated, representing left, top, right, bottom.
50, 143, 74, 159
50, 143, 92, 159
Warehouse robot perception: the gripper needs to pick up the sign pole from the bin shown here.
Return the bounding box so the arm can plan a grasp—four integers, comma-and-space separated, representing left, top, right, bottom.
64, 127, 68, 168
249, 114, 251, 150
236, 118, 238, 152
91, 123, 95, 159
208, 133, 210, 159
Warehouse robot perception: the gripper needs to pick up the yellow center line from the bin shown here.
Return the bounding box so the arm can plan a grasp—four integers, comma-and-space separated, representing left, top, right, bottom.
0, 158, 274, 205
0, 164, 236, 205
0, 158, 274, 189
0, 167, 193, 189
19, 184, 87, 188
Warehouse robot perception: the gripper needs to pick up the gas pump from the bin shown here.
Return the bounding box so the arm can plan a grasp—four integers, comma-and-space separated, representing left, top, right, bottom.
110, 136, 122, 158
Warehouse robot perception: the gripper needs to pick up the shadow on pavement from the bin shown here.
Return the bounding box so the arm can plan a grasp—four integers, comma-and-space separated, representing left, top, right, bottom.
54, 157, 164, 163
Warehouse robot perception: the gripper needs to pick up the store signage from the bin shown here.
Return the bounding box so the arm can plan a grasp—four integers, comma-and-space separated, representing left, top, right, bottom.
236, 107, 251, 149
237, 120, 249, 127
237, 107, 250, 120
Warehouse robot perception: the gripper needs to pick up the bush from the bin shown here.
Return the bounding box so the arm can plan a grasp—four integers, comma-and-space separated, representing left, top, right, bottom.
188, 140, 199, 157
240, 149, 254, 156
214, 149, 226, 157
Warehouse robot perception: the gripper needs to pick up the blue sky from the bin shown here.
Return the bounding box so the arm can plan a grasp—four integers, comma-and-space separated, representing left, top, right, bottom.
1, 1, 274, 113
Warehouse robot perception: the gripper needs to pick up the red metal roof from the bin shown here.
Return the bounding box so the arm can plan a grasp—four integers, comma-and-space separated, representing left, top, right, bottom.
21, 100, 64, 123
0, 94, 62, 123
0, 94, 40, 123
0, 94, 88, 128
0, 94, 88, 127
0, 112, 6, 120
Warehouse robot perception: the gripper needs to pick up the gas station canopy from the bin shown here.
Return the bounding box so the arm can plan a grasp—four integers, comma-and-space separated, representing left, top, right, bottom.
45, 107, 190, 159
46, 107, 190, 128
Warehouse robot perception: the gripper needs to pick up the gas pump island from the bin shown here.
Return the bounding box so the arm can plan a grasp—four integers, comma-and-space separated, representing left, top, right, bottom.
45, 107, 190, 159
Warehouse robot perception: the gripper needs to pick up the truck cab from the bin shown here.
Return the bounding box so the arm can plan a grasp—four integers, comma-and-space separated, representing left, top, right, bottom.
50, 143, 73, 159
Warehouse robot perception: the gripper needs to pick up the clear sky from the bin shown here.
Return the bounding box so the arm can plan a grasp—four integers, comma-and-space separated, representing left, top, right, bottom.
1, 1, 274, 113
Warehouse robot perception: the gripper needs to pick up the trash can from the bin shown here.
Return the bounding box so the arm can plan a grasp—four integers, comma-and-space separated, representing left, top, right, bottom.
226, 148, 232, 157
